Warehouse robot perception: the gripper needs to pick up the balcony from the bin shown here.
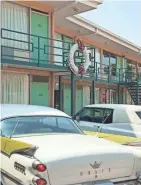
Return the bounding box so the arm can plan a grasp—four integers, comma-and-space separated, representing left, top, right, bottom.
1, 28, 72, 71
1, 28, 141, 86
1, 29, 97, 74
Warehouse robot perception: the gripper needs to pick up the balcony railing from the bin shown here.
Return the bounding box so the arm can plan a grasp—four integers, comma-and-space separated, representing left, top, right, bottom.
118, 68, 141, 84
1, 28, 141, 85
1, 28, 74, 67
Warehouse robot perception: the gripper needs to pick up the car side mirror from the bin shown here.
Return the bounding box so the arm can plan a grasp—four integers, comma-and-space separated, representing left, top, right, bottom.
76, 116, 80, 122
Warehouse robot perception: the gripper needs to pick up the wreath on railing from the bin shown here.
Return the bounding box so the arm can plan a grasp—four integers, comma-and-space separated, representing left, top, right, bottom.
68, 38, 90, 75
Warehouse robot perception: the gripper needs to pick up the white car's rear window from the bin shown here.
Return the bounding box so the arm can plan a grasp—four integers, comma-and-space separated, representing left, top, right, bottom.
136, 111, 141, 120
1, 116, 82, 137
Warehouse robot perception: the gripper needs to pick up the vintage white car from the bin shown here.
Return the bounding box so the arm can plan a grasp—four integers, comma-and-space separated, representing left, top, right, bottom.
73, 104, 141, 144
1, 104, 141, 185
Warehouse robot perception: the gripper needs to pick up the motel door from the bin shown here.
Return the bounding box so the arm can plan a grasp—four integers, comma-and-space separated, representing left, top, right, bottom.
63, 84, 71, 115
31, 11, 49, 63
76, 86, 83, 113
30, 75, 49, 106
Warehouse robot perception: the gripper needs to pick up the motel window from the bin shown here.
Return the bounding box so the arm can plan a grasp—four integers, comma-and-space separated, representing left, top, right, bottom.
100, 88, 110, 104
127, 60, 133, 71
95, 48, 100, 74
62, 35, 73, 64
110, 89, 116, 104
100, 88, 116, 104
110, 53, 117, 76
87, 45, 95, 67
103, 51, 117, 76
103, 51, 110, 74
127, 59, 137, 71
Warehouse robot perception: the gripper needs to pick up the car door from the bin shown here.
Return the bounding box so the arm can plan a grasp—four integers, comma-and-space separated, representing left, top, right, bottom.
74, 107, 140, 143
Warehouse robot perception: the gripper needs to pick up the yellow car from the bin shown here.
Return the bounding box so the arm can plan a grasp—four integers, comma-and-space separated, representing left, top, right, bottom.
73, 104, 141, 144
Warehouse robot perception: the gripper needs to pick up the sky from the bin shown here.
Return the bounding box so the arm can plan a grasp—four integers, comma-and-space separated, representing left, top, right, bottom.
80, 0, 141, 47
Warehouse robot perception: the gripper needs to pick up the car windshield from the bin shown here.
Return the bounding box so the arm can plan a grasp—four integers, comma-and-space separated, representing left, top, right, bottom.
136, 111, 141, 120
1, 116, 83, 137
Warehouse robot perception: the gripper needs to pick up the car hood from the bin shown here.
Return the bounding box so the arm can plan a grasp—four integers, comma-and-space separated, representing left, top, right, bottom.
13, 134, 138, 185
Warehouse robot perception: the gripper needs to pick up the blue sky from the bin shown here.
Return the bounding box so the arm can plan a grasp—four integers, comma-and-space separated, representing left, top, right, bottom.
80, 0, 141, 47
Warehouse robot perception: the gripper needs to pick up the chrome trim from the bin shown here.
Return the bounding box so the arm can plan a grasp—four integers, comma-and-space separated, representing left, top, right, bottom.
32, 160, 41, 170
0, 169, 23, 185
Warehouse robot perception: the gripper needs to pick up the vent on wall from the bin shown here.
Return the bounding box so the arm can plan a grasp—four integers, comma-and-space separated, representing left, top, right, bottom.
32, 75, 49, 83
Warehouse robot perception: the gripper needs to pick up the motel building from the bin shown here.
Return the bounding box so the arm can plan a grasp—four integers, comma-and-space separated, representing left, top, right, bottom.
1, 1, 141, 116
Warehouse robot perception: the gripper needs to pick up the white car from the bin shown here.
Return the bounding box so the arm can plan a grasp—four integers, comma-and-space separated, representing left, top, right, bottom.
1, 104, 141, 185
73, 104, 141, 144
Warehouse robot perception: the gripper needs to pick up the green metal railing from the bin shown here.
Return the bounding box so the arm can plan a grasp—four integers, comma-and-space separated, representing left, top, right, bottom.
118, 67, 141, 105
1, 28, 141, 86
1, 28, 74, 67
1, 29, 114, 81
118, 68, 141, 84
1, 28, 95, 69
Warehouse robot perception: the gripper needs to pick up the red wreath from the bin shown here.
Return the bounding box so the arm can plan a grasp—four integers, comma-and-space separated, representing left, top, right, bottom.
78, 64, 86, 74
76, 38, 85, 52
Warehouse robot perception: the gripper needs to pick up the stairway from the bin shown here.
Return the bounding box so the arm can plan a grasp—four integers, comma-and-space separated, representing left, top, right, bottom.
127, 84, 141, 105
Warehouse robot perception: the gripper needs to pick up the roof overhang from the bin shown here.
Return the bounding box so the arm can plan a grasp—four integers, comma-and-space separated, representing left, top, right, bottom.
38, 0, 103, 17
56, 14, 141, 62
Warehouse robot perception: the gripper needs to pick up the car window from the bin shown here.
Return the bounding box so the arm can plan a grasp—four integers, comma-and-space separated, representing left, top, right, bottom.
136, 111, 141, 120
75, 107, 113, 124
0, 116, 82, 137
57, 117, 76, 130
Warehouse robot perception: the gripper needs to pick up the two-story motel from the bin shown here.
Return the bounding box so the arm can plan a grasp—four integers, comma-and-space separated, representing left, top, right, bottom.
1, 1, 141, 115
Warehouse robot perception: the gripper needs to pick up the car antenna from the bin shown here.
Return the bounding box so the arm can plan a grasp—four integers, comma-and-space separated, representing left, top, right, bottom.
10, 120, 19, 139
94, 111, 111, 138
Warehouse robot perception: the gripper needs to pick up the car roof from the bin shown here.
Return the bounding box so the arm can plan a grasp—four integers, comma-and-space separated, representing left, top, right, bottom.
0, 104, 70, 120
84, 104, 141, 111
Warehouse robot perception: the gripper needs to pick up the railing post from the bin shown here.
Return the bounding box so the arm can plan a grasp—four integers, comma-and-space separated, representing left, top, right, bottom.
95, 62, 98, 81
0, 44, 3, 63
0, 28, 3, 63
38, 36, 40, 66
119, 68, 120, 83
59, 76, 63, 111
117, 84, 120, 104
92, 80, 96, 104
108, 66, 110, 83
136, 68, 139, 105
71, 71, 75, 116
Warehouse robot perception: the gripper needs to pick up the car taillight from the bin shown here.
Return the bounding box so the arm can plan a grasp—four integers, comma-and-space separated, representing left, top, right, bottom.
32, 161, 47, 172
36, 178, 47, 185
36, 164, 47, 172
33, 177, 47, 185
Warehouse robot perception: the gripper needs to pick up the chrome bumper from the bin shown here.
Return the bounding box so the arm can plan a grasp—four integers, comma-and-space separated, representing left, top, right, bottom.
76, 179, 141, 185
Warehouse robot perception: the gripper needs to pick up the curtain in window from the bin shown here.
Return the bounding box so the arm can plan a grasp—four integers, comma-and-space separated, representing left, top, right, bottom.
1, 2, 29, 60
1, 72, 29, 104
